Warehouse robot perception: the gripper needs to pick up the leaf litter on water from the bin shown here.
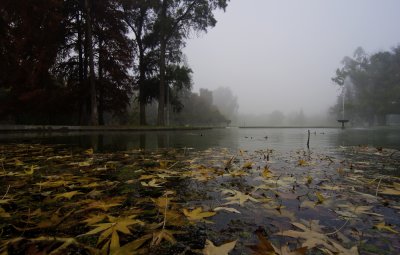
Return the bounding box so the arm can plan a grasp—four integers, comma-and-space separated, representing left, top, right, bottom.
0, 143, 399, 254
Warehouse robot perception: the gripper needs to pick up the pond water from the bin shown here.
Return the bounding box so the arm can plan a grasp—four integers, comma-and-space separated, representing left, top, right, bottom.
1, 127, 400, 152
1, 128, 400, 254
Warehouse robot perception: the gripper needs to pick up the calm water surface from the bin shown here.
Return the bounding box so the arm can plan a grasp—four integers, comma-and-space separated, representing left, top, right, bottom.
1, 127, 399, 152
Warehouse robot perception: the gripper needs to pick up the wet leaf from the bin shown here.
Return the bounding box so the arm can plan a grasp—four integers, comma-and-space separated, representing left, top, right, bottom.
82, 216, 144, 251
213, 207, 241, 214
242, 161, 253, 169
262, 166, 273, 178
54, 190, 83, 200
114, 234, 152, 255
183, 207, 216, 221
222, 189, 259, 206
151, 229, 182, 246
203, 239, 237, 255
0, 207, 11, 218
141, 179, 165, 188
82, 214, 107, 225
374, 222, 399, 234
247, 229, 275, 255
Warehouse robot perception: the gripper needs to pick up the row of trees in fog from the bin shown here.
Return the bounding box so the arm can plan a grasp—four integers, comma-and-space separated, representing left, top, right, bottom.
331, 46, 400, 126
0, 0, 228, 125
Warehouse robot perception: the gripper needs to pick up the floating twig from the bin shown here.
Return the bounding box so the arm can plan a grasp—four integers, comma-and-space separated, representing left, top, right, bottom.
375, 177, 383, 197
1, 185, 10, 200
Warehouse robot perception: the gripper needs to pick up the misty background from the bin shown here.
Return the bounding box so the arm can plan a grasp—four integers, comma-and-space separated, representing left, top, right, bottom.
183, 0, 400, 126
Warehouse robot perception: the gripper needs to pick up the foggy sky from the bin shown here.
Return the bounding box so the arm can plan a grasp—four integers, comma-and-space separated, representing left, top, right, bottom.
183, 0, 400, 116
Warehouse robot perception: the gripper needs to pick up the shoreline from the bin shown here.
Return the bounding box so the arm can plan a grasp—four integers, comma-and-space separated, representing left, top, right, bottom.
0, 124, 220, 133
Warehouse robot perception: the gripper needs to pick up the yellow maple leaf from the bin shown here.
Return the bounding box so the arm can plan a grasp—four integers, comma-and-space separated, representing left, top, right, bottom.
315, 192, 325, 204
141, 179, 166, 188
14, 159, 24, 166
82, 216, 144, 253
262, 166, 273, 178
203, 239, 237, 255
183, 207, 216, 221
82, 214, 107, 225
242, 161, 253, 169
151, 229, 183, 246
84, 148, 94, 156
0, 207, 11, 218
222, 189, 259, 206
54, 190, 83, 200
298, 159, 308, 166
374, 222, 399, 234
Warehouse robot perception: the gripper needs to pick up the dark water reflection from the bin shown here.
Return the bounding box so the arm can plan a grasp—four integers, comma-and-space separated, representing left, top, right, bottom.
0, 127, 399, 152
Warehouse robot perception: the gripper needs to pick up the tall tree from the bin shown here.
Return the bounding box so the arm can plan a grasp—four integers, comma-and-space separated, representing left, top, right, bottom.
332, 46, 400, 125
155, 0, 228, 125
84, 0, 98, 125
123, 0, 158, 125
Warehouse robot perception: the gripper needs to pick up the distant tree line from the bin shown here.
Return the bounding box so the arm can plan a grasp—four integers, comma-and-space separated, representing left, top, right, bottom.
142, 88, 230, 126
332, 46, 400, 126
0, 0, 228, 125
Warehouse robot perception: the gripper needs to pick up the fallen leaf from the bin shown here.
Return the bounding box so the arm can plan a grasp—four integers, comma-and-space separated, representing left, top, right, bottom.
114, 234, 152, 255
203, 239, 237, 255
183, 207, 216, 221
213, 207, 241, 214
82, 214, 107, 225
0, 207, 11, 218
374, 222, 399, 234
54, 190, 83, 200
222, 189, 259, 206
151, 229, 183, 246
242, 161, 253, 169
82, 216, 144, 253
141, 179, 166, 188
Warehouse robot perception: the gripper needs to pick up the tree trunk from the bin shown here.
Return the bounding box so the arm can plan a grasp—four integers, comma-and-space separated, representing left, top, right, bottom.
85, 0, 98, 125
98, 38, 104, 125
157, 0, 167, 126
139, 48, 146, 125
77, 11, 85, 125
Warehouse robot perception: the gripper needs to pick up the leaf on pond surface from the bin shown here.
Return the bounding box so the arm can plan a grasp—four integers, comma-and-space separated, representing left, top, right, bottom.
141, 179, 166, 188
54, 190, 83, 200
246, 229, 276, 254
139, 174, 156, 180
84, 148, 94, 156
298, 159, 308, 166
159, 160, 169, 169
379, 185, 400, 196
248, 229, 308, 255
374, 222, 399, 234
315, 192, 325, 204
262, 167, 273, 179
203, 239, 237, 255
335, 204, 383, 218
24, 165, 39, 175
14, 159, 24, 166
320, 184, 344, 191
242, 161, 253, 169
35, 180, 70, 189
183, 207, 216, 221
0, 207, 11, 218
150, 229, 183, 246
222, 189, 259, 206
213, 207, 241, 214
227, 169, 249, 177
86, 198, 124, 211
276, 222, 336, 252
152, 196, 173, 209
113, 234, 152, 255
82, 215, 144, 252
33, 209, 75, 229
82, 214, 107, 225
